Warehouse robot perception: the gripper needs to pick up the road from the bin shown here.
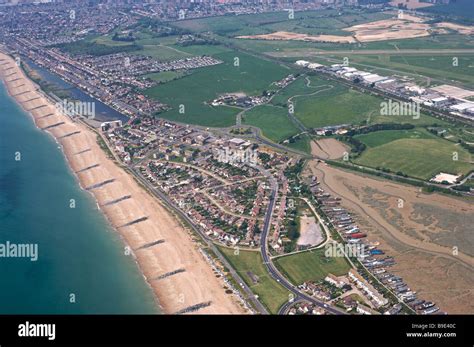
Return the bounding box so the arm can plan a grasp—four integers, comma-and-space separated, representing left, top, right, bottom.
256, 167, 346, 315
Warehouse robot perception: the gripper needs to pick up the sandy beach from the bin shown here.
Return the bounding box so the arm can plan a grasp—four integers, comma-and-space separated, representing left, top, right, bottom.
0, 51, 245, 314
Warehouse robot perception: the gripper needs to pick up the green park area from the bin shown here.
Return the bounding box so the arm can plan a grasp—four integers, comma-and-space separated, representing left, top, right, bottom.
218, 246, 290, 314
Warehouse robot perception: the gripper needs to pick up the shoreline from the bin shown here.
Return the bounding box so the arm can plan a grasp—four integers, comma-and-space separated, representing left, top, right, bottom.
0, 51, 246, 314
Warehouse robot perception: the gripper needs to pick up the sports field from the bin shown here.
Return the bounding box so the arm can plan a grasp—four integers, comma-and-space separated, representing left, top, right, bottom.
145, 51, 291, 127
274, 249, 351, 285
243, 105, 299, 143
354, 135, 473, 180
218, 247, 290, 313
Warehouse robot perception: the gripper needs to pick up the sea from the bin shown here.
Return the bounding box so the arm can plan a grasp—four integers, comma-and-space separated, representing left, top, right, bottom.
0, 73, 158, 314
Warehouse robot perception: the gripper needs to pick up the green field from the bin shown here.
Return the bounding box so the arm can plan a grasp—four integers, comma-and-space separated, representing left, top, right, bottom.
243, 105, 299, 143
274, 249, 351, 285
285, 133, 313, 155
145, 70, 188, 83
355, 129, 435, 148
354, 137, 473, 180
172, 9, 391, 38
287, 79, 382, 128
218, 247, 290, 313
270, 75, 450, 129
131, 44, 191, 61
145, 51, 291, 127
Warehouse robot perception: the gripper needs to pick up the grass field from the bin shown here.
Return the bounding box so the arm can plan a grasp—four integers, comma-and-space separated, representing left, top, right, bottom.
218, 247, 290, 313
270, 74, 450, 128
145, 51, 291, 127
131, 44, 191, 61
355, 128, 435, 148
285, 134, 313, 154
243, 105, 299, 143
172, 9, 392, 38
354, 137, 473, 180
82, 31, 231, 62
287, 78, 383, 128
145, 70, 188, 83
274, 248, 351, 285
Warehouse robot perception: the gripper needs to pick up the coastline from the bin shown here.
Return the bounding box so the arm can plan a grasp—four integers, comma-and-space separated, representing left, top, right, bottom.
0, 51, 245, 314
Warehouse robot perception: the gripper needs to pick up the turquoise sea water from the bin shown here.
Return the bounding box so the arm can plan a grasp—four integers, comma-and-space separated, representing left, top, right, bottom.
0, 81, 158, 314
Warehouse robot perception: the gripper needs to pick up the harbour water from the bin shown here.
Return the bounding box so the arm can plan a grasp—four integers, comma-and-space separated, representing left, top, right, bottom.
0, 79, 158, 314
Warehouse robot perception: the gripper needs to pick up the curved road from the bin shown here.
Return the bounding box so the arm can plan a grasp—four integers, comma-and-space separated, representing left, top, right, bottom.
257, 170, 346, 315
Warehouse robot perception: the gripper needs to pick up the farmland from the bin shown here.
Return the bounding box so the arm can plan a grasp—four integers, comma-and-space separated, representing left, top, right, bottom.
145, 51, 291, 127
274, 249, 351, 286
218, 247, 290, 313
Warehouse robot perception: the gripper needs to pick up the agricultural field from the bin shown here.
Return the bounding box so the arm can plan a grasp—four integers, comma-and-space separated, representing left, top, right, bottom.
242, 105, 299, 143
353, 135, 473, 180
145, 51, 291, 127
218, 247, 290, 313
274, 249, 351, 286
